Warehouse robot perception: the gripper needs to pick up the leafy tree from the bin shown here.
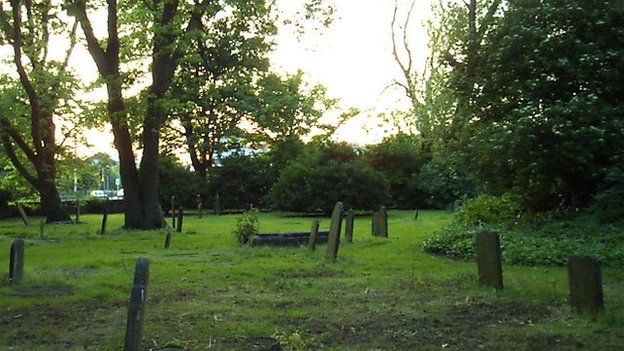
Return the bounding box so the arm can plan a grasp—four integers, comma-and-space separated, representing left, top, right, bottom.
0, 0, 81, 222
465, 0, 624, 210
68, 0, 233, 229
270, 142, 388, 212
364, 133, 429, 208
158, 154, 198, 210
163, 1, 275, 181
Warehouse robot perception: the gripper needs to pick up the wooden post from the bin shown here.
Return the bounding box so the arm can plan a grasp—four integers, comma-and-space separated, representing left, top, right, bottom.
170, 196, 176, 228
164, 230, 172, 249
100, 204, 108, 235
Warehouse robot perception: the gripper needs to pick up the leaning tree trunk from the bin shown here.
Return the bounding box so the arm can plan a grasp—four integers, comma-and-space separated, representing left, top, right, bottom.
38, 180, 71, 223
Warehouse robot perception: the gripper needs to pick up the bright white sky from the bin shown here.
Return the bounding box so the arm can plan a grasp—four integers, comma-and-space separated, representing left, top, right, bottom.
10, 0, 435, 158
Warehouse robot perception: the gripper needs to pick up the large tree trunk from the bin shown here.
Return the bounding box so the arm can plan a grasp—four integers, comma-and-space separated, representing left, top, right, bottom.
39, 181, 71, 223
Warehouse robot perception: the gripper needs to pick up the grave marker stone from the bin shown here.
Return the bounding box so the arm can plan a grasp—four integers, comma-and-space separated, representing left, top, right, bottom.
176, 207, 184, 233
213, 193, 222, 215
170, 196, 176, 228
371, 212, 378, 236
197, 195, 203, 219
377, 206, 388, 238
100, 204, 108, 235
325, 202, 344, 263
39, 219, 45, 238
308, 219, 320, 251
16, 202, 29, 226
413, 209, 419, 220
164, 230, 172, 249
75, 200, 81, 223
568, 255, 603, 314
345, 209, 355, 243
476, 231, 503, 290
124, 257, 149, 351
9, 239, 24, 285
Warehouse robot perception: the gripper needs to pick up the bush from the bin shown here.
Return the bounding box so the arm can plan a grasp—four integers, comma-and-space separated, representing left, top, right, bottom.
454, 193, 522, 226
364, 133, 430, 209
232, 210, 259, 245
410, 160, 475, 209
210, 153, 273, 209
270, 142, 388, 213
423, 209, 624, 267
159, 154, 200, 210
594, 165, 624, 223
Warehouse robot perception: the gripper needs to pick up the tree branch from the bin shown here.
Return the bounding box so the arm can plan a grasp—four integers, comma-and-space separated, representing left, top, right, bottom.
1, 135, 38, 186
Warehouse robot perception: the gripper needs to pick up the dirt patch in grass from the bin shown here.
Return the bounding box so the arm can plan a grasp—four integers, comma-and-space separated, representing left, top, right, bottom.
208, 337, 281, 351
2, 282, 74, 298
289, 299, 558, 350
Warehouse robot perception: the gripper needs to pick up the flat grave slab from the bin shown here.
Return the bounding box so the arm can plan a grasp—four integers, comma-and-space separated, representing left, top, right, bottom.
250, 231, 330, 247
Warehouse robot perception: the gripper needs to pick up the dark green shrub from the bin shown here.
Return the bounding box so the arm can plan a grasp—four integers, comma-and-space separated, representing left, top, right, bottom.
594, 165, 624, 223
454, 193, 522, 226
159, 155, 200, 209
411, 160, 475, 209
211, 153, 273, 209
270, 142, 389, 213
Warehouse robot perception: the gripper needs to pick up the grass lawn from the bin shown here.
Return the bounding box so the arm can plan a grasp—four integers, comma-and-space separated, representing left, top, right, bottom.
0, 210, 622, 350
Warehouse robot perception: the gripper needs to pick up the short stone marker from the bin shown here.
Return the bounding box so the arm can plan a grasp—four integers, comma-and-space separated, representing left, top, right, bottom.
75, 200, 81, 223
213, 193, 222, 215
170, 196, 176, 228
124, 257, 149, 351
176, 207, 183, 233
568, 255, 603, 314
39, 219, 45, 238
197, 195, 203, 219
100, 204, 109, 235
413, 209, 419, 220
345, 209, 355, 243
16, 202, 29, 226
325, 202, 344, 263
308, 219, 320, 251
164, 230, 172, 249
377, 206, 388, 238
476, 231, 503, 290
9, 239, 25, 285
371, 212, 378, 236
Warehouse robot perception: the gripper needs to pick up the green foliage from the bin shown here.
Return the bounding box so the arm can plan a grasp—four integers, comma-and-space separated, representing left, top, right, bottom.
270, 142, 388, 212
231, 210, 259, 245
158, 155, 199, 209
424, 195, 624, 267
594, 163, 624, 223
454, 194, 522, 227
273, 329, 313, 351
364, 133, 430, 208
459, 0, 624, 211
210, 153, 274, 209
411, 159, 475, 209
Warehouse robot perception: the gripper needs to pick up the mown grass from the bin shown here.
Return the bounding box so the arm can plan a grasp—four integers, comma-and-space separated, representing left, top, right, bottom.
0, 211, 622, 350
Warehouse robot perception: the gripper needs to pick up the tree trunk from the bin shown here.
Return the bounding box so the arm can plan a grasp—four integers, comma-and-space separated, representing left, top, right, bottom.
39, 181, 71, 223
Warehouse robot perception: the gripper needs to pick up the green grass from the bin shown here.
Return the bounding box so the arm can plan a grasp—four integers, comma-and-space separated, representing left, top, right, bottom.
0, 211, 622, 350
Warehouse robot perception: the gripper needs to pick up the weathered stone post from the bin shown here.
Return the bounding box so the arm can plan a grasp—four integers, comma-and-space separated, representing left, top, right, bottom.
413, 209, 419, 220
9, 239, 24, 285
75, 200, 81, 223
164, 229, 172, 249
568, 255, 604, 315
176, 207, 183, 233
476, 231, 503, 290
308, 219, 320, 251
124, 257, 149, 351
377, 206, 388, 238
100, 203, 108, 235
16, 202, 29, 226
39, 219, 45, 238
170, 196, 176, 228
213, 193, 222, 215
325, 202, 344, 263
371, 212, 378, 236
345, 209, 355, 243
197, 195, 203, 219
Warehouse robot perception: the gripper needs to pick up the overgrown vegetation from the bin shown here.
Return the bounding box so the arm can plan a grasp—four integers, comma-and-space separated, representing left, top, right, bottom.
231, 210, 260, 245
423, 195, 624, 267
